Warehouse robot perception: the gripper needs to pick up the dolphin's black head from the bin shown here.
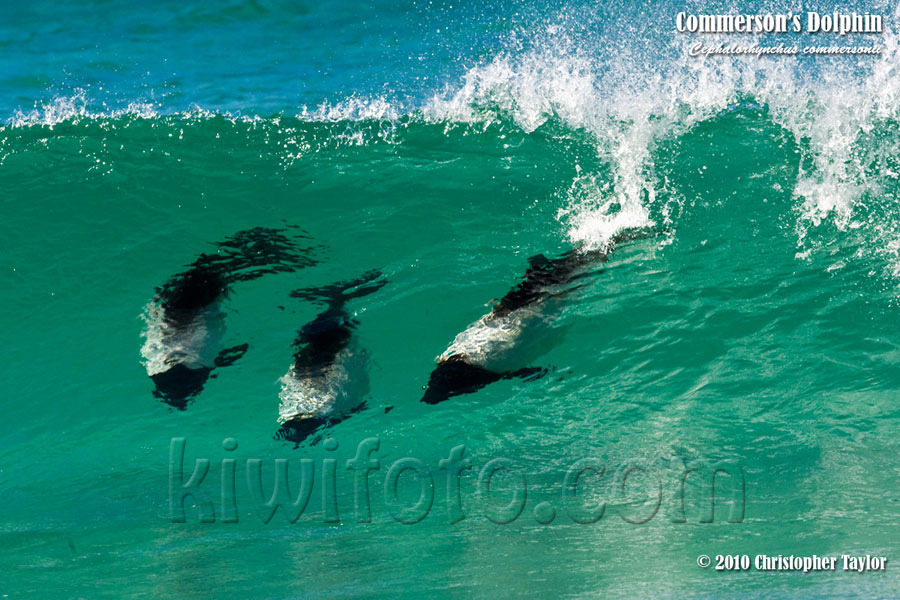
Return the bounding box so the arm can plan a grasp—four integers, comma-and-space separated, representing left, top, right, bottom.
151, 364, 213, 409
420, 355, 504, 404
161, 265, 229, 317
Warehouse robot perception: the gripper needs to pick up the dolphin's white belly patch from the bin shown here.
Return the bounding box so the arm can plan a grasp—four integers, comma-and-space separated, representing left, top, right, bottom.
277, 346, 368, 424
437, 300, 556, 372
140, 302, 225, 376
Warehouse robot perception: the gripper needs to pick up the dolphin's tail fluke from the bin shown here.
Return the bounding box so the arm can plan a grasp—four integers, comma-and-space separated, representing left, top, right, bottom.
289, 270, 387, 308
154, 227, 321, 309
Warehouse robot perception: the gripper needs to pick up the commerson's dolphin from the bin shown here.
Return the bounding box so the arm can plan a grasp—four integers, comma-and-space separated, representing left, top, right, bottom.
422, 233, 640, 404
276, 270, 387, 444
141, 226, 318, 408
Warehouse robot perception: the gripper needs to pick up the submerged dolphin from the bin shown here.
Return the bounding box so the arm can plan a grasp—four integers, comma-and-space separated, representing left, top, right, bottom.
422, 233, 640, 404
276, 271, 387, 444
141, 227, 318, 408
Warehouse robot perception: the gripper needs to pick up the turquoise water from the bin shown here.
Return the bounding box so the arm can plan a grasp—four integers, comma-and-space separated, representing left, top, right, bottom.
5, 0, 900, 598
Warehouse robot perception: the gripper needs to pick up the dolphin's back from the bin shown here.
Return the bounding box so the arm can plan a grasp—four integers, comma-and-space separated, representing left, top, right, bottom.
492, 249, 607, 317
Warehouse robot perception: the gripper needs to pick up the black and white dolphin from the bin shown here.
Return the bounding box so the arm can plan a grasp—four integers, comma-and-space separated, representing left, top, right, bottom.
276, 271, 387, 444
141, 227, 318, 408
421, 233, 641, 404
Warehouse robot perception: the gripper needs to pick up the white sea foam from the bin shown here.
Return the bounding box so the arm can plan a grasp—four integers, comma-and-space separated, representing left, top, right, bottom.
11, 13, 900, 277
423, 26, 740, 250
8, 89, 158, 128
422, 9, 900, 274
298, 96, 399, 122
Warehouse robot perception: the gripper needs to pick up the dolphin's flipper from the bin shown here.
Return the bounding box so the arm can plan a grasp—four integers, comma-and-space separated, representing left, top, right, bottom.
214, 343, 250, 368
508, 366, 550, 382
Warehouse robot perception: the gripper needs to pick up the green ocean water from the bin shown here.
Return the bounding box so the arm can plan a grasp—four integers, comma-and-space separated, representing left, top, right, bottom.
5, 1, 900, 598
